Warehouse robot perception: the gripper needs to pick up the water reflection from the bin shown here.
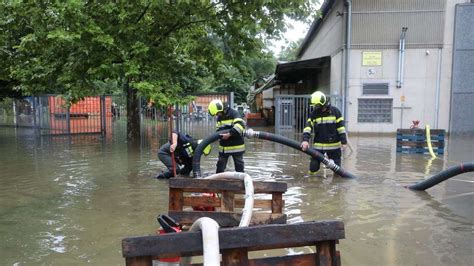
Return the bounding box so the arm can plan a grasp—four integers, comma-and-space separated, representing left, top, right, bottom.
0, 127, 472, 265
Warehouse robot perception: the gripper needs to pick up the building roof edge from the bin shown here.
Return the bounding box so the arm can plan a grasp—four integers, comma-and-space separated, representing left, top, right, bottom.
297, 0, 337, 58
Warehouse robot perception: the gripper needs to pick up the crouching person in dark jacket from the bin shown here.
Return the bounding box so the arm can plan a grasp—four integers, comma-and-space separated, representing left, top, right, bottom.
156, 131, 212, 179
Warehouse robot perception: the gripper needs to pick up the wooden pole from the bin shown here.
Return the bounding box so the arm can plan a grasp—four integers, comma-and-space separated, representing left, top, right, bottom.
168, 105, 177, 177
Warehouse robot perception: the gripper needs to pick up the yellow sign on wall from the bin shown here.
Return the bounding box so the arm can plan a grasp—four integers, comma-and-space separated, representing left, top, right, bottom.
362, 51, 382, 66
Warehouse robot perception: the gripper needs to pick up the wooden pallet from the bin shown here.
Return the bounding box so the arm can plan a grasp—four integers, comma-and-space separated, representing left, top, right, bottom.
396, 128, 445, 155
168, 178, 288, 227
122, 220, 345, 266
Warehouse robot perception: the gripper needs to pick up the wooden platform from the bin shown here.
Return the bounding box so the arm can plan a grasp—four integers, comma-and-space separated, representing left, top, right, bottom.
122, 220, 345, 266
396, 128, 445, 155
168, 178, 288, 227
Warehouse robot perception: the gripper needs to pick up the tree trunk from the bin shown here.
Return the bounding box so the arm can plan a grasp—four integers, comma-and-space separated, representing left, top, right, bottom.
125, 79, 141, 142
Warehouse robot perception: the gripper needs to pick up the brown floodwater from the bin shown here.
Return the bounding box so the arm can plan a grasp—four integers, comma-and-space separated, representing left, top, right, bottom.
0, 126, 472, 265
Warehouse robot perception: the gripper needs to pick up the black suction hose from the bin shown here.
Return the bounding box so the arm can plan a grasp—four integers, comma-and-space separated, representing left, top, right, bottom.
193, 132, 225, 178
193, 129, 357, 179
407, 162, 474, 191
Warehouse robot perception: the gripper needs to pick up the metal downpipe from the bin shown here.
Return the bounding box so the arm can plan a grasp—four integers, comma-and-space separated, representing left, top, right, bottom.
396, 27, 408, 88
434, 48, 442, 128
343, 0, 352, 122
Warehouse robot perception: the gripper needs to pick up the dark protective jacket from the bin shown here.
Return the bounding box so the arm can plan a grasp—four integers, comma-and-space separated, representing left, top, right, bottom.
171, 131, 198, 163
216, 107, 246, 154
302, 105, 347, 150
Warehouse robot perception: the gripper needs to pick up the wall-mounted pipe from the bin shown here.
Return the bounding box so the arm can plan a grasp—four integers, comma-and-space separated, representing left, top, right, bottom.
396, 27, 408, 88
343, 0, 352, 123
434, 48, 442, 128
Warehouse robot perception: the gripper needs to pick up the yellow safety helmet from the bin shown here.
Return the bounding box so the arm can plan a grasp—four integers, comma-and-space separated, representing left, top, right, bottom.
198, 139, 212, 156
310, 91, 327, 107
208, 99, 224, 116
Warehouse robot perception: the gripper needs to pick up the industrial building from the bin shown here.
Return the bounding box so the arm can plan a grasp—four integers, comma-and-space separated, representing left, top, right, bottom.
267, 0, 473, 134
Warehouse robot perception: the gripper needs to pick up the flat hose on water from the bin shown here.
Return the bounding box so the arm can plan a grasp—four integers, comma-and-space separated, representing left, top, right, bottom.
192, 129, 357, 179
407, 162, 474, 191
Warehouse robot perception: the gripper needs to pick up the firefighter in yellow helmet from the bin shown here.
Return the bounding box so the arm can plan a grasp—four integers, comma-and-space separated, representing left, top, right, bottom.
208, 99, 246, 173
301, 91, 347, 175
156, 131, 212, 179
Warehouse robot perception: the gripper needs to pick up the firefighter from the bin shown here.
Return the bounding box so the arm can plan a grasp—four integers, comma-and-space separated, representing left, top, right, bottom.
208, 99, 246, 173
156, 131, 211, 179
300, 91, 347, 175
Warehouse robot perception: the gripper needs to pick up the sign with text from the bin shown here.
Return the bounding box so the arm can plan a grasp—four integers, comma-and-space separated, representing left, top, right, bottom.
362, 51, 382, 66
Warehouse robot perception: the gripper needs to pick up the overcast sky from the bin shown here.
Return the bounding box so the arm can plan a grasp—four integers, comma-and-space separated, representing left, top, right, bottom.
268, 19, 311, 56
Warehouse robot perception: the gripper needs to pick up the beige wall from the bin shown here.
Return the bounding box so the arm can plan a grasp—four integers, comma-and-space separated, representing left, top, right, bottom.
300, 0, 345, 60
346, 0, 468, 132
347, 49, 441, 132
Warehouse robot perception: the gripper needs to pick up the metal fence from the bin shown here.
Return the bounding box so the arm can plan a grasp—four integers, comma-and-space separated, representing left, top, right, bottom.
0, 92, 233, 140
0, 96, 110, 135
275, 94, 342, 133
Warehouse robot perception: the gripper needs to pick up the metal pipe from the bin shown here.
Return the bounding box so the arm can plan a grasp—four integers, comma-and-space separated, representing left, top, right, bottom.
396, 27, 408, 88
343, 0, 352, 125
434, 48, 442, 128
400, 32, 406, 86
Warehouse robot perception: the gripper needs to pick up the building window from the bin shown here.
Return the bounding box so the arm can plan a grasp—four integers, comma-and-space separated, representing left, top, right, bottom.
358, 98, 393, 123
362, 83, 389, 95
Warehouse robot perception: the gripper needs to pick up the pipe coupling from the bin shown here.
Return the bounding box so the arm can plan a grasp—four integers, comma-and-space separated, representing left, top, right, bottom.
244, 129, 258, 138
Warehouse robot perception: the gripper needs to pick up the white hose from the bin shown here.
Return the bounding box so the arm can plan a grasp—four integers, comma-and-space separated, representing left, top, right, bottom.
203, 172, 254, 227
187, 217, 220, 266
180, 172, 254, 265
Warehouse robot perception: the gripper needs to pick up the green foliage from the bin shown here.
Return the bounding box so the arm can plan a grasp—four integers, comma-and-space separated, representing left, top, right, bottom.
1, 0, 319, 106
278, 38, 304, 62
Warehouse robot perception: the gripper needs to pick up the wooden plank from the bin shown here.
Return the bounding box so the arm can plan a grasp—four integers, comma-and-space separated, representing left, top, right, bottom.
222, 248, 249, 266
169, 178, 287, 193
122, 221, 344, 258
397, 141, 445, 147
168, 211, 287, 227
222, 191, 235, 212
234, 199, 283, 210
397, 128, 424, 135
249, 253, 317, 266
272, 192, 283, 214
316, 241, 332, 266
183, 196, 221, 208
125, 256, 152, 266
181, 197, 283, 210
396, 129, 445, 136
169, 188, 183, 211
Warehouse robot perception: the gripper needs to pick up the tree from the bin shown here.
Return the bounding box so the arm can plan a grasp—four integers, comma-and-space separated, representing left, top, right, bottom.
1, 1, 319, 140
278, 38, 304, 62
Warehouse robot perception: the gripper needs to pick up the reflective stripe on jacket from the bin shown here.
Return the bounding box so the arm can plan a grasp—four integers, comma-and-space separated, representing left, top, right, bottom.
216, 107, 246, 154
172, 131, 198, 160
302, 105, 347, 151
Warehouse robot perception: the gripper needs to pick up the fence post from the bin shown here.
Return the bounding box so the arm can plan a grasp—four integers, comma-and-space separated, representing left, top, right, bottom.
12, 100, 17, 127
229, 91, 234, 108
174, 103, 180, 132
37, 97, 42, 134
66, 105, 71, 134
100, 95, 106, 136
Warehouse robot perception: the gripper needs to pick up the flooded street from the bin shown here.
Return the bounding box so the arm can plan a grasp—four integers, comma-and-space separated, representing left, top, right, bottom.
0, 126, 472, 265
